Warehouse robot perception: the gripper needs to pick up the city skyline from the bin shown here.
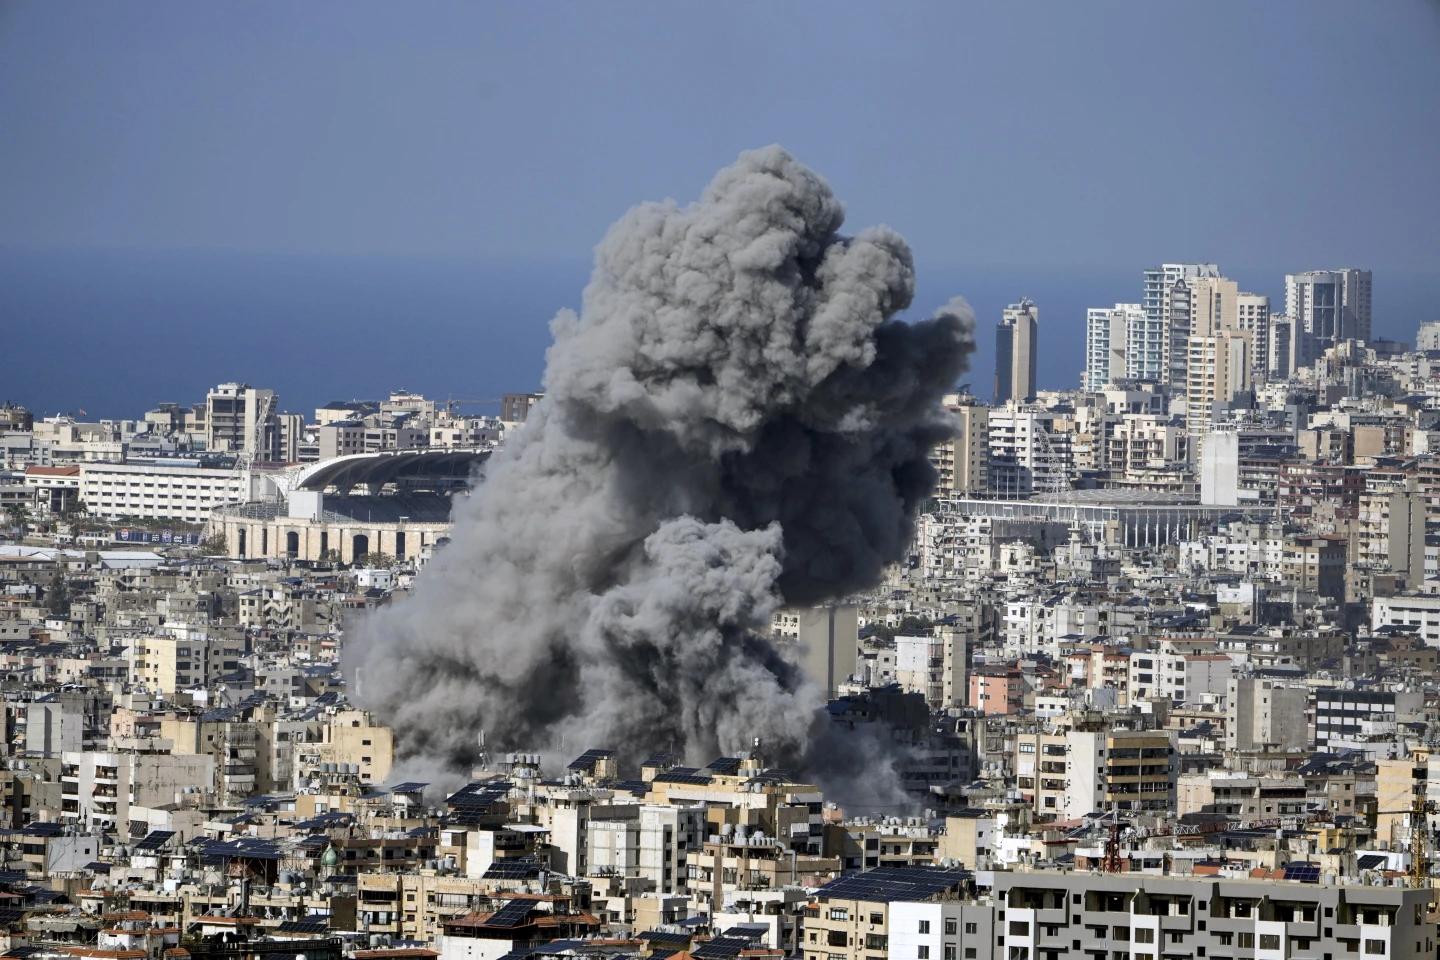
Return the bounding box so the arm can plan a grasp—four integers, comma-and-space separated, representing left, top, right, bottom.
3, 0, 1438, 417
6, 5, 1440, 954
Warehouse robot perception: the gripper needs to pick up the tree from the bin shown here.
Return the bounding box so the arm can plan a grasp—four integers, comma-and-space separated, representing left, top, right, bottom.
3, 503, 30, 531
360, 551, 396, 569
45, 566, 70, 618
198, 534, 228, 556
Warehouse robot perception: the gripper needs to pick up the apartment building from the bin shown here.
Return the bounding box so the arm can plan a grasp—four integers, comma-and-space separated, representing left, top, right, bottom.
1226, 676, 1310, 752
127, 626, 245, 696
1143, 262, 1220, 386
1313, 688, 1423, 748
586, 802, 706, 894
1186, 331, 1250, 437
1062, 727, 1176, 817
689, 831, 842, 915
293, 709, 395, 787
1014, 729, 1069, 816
771, 605, 860, 700
205, 382, 283, 460
1356, 475, 1425, 584
79, 459, 252, 524
1287, 269, 1372, 345
1176, 772, 1308, 819
1084, 304, 1145, 391
1236, 293, 1271, 379
930, 396, 989, 498
970, 668, 1025, 717
895, 630, 967, 710
60, 750, 213, 832
1107, 416, 1188, 484
987, 408, 1073, 498
802, 866, 972, 960
985, 871, 1435, 960
1372, 593, 1440, 647
1126, 649, 1232, 705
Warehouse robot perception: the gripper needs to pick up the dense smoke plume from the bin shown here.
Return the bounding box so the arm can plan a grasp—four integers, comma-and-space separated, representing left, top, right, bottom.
349, 146, 974, 787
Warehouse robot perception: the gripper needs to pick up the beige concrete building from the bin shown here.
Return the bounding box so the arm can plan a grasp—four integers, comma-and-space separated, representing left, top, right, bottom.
293, 709, 395, 787
1185, 330, 1250, 437
128, 626, 245, 696
995, 299, 1038, 405
929, 395, 988, 497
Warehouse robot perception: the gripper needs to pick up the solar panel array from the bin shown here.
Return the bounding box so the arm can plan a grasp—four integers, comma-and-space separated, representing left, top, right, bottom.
487, 899, 534, 928
1283, 862, 1321, 883
277, 917, 330, 934
390, 781, 430, 794
816, 866, 971, 902
704, 757, 741, 776
1357, 853, 1387, 871
294, 811, 354, 831
449, 781, 511, 809
693, 937, 749, 959
484, 858, 544, 880
133, 830, 176, 851
724, 924, 769, 943
193, 837, 283, 862
652, 767, 713, 786
566, 748, 615, 772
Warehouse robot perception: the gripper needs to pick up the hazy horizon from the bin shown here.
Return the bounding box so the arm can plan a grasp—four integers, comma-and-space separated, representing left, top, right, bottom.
3, 0, 1437, 419
5, 243, 1437, 421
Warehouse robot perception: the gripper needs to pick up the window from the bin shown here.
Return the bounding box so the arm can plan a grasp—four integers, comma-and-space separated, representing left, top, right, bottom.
1009, 922, 1029, 936
918, 948, 930, 959
965, 924, 976, 935
1365, 941, 1386, 956
1259, 935, 1280, 950
1134, 930, 1154, 944
920, 921, 931, 935
945, 920, 957, 936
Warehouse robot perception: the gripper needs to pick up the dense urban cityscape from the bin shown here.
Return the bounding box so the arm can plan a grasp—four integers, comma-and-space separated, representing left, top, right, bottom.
6, 3, 1438, 960
5, 248, 1440, 960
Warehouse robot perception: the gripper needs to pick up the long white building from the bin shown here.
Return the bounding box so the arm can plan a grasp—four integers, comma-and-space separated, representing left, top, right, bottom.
79, 459, 255, 524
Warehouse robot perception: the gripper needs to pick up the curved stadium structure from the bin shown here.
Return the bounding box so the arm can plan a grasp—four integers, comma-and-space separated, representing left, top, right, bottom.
209, 449, 488, 564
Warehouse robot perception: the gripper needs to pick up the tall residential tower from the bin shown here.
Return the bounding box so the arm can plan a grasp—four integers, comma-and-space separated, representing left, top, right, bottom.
995, 298, 1038, 405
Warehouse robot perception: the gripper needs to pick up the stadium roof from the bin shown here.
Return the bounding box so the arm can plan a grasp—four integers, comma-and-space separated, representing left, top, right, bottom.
291, 449, 490, 493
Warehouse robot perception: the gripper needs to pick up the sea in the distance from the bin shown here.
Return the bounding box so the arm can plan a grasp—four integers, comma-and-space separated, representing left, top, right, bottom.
2, 246, 1434, 421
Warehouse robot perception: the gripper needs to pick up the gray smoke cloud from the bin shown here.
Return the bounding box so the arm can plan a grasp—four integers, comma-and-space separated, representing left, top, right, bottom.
348, 145, 974, 785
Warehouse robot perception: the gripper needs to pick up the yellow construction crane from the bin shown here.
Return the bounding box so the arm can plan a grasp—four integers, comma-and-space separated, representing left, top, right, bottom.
1374, 764, 1434, 889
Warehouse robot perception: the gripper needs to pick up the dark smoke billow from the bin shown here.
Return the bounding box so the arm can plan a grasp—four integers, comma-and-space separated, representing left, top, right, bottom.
348, 146, 975, 790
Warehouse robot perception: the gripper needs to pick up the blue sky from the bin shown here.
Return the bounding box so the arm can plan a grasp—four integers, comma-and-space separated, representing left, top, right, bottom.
2, 1, 1437, 415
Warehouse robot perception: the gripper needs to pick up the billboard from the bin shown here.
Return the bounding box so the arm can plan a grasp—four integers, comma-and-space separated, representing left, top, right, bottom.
114, 528, 202, 546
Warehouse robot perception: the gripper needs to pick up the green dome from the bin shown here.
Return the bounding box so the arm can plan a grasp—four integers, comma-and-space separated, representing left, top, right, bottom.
320, 844, 339, 868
